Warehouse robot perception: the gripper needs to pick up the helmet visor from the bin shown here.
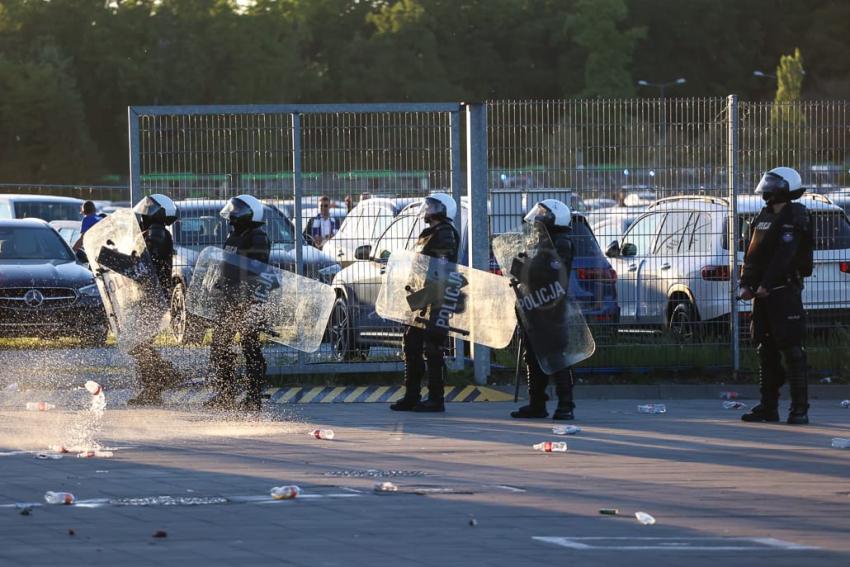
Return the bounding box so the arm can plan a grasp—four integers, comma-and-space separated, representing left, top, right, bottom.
523, 204, 552, 225
419, 197, 446, 220
219, 198, 252, 222
133, 197, 163, 219
755, 172, 788, 197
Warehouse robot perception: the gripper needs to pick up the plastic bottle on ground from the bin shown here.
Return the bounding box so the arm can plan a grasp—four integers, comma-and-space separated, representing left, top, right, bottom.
635, 511, 656, 525
310, 429, 335, 440
26, 402, 56, 412
832, 438, 850, 449
722, 401, 747, 410
77, 450, 114, 458
533, 441, 568, 453
552, 425, 581, 435
270, 485, 301, 500
841, 400, 850, 409
374, 481, 399, 492
44, 491, 75, 505
637, 404, 667, 414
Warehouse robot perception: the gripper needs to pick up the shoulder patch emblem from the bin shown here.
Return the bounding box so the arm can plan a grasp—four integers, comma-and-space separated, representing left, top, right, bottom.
550, 259, 561, 270
782, 232, 794, 243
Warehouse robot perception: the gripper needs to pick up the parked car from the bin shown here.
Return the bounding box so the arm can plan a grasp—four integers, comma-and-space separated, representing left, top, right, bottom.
49, 220, 83, 248
825, 190, 850, 218
321, 197, 421, 268
328, 200, 618, 360
0, 219, 108, 345
604, 194, 850, 340
588, 206, 647, 249
0, 194, 84, 222
167, 199, 341, 345
583, 198, 618, 211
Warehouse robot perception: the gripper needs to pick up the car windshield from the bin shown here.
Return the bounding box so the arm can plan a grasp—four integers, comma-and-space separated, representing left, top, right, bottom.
0, 226, 74, 261
15, 201, 81, 222
173, 206, 296, 249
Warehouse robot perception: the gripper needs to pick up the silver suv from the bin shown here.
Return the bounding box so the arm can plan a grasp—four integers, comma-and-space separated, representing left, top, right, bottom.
604, 194, 850, 339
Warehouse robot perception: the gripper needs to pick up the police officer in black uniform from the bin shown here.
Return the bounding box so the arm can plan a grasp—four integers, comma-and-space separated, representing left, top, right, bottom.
206, 194, 271, 411
739, 167, 814, 425
390, 193, 460, 413
128, 194, 181, 405
510, 199, 577, 421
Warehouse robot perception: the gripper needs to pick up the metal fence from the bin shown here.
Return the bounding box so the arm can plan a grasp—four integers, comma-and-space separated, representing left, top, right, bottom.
120, 98, 850, 382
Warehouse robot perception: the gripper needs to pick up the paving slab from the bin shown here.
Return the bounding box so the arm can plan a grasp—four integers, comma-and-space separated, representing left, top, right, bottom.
0, 399, 848, 566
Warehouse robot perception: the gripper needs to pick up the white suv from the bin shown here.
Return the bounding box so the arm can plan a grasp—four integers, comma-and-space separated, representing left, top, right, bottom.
604, 194, 850, 339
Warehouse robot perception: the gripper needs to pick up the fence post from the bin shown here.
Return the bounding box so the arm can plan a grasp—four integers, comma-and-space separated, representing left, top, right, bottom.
291, 113, 304, 277
466, 103, 490, 385
449, 110, 465, 372
727, 94, 741, 376
128, 107, 141, 205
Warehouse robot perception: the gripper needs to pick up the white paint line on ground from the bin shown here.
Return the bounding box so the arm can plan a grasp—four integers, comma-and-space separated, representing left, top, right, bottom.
492, 485, 526, 493
533, 537, 819, 551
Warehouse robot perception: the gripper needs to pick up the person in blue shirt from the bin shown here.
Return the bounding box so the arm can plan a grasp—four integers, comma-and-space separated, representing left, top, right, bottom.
73, 201, 101, 251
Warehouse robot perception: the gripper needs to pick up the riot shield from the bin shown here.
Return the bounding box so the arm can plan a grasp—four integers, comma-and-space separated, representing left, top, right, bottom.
82, 208, 169, 352
186, 247, 334, 353
375, 250, 517, 349
492, 224, 596, 373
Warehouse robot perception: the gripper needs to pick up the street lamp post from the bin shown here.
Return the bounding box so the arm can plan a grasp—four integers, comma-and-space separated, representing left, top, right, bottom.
637, 77, 687, 99
637, 78, 687, 149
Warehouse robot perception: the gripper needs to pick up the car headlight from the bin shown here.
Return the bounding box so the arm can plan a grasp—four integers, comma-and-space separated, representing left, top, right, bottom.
318, 264, 342, 281
78, 283, 100, 297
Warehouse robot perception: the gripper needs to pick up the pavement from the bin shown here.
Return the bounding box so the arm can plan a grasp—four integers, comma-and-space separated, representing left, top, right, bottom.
0, 396, 848, 566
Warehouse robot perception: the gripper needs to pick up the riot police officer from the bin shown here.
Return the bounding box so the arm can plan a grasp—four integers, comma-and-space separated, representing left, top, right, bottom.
739, 167, 814, 425
127, 194, 181, 405
390, 193, 460, 413
206, 194, 271, 411
511, 199, 577, 421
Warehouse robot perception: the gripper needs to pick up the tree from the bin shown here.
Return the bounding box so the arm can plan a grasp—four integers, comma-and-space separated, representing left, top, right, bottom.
566, 0, 645, 97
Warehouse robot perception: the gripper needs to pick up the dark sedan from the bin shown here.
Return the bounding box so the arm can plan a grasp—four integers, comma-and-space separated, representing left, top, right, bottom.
0, 219, 108, 345
167, 200, 341, 344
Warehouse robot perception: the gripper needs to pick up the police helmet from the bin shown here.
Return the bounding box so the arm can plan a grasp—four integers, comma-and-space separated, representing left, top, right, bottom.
220, 194, 264, 227
755, 166, 805, 203
419, 193, 457, 223
523, 199, 572, 229
133, 194, 177, 226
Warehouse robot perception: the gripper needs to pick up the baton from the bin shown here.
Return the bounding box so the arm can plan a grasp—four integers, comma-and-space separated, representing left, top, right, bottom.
514, 334, 523, 403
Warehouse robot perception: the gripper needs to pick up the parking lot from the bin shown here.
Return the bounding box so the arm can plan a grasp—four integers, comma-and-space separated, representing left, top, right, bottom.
1, 395, 849, 566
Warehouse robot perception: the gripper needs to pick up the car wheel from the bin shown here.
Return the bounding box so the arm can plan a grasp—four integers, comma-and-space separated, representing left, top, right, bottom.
80, 324, 109, 348
329, 294, 362, 361
668, 299, 699, 343
170, 280, 206, 346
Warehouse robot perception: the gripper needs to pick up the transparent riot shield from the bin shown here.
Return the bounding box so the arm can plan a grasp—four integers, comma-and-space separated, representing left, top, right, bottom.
186, 247, 334, 353
492, 224, 596, 373
375, 250, 517, 349
83, 208, 169, 352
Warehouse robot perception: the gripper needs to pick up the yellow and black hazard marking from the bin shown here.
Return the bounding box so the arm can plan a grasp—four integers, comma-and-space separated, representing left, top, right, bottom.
262, 385, 513, 404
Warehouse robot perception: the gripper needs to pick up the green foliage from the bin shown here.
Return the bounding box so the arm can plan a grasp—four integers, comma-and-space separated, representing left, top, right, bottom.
566, 0, 645, 97
0, 0, 848, 182
775, 48, 805, 104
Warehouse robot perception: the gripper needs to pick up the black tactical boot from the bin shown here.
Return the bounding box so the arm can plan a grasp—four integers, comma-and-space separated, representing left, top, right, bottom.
741, 403, 780, 422
390, 396, 421, 411
784, 346, 809, 425
511, 375, 549, 418
414, 360, 445, 413
552, 370, 575, 420
127, 387, 163, 406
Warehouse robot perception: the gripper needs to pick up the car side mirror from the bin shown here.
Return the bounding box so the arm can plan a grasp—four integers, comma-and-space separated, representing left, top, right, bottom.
75, 249, 88, 264
354, 244, 372, 260
605, 241, 620, 258
621, 242, 638, 257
